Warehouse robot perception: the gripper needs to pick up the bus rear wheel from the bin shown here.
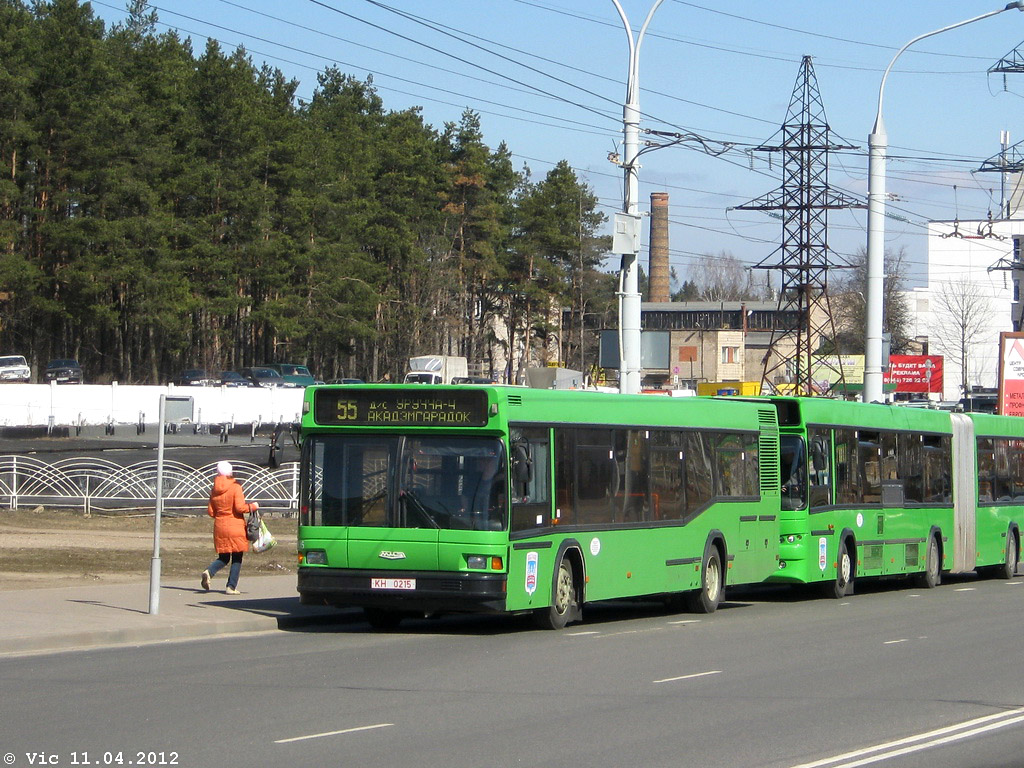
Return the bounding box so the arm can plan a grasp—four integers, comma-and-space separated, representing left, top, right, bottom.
685, 547, 722, 613
535, 558, 578, 630
914, 535, 941, 589
999, 530, 1019, 579
822, 539, 853, 599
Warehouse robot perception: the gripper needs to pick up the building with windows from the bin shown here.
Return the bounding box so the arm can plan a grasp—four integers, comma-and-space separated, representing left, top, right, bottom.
909, 219, 1019, 401
638, 300, 810, 390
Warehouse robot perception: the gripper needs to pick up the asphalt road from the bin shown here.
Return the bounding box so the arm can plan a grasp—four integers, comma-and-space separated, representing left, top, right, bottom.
2, 574, 1023, 768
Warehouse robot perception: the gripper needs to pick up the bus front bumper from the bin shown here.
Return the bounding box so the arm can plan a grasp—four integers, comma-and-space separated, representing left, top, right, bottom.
298, 567, 508, 614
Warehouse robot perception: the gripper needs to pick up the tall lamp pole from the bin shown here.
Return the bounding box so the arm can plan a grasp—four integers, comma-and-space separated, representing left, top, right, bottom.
863, 2, 1024, 404
612, 0, 663, 395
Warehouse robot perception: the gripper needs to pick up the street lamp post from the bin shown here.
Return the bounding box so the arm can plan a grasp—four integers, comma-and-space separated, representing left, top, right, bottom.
611, 0, 664, 395
863, 2, 1024, 404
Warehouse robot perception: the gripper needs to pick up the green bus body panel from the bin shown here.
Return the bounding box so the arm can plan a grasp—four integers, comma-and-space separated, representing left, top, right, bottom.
298, 386, 781, 615
967, 412, 1024, 569
503, 504, 778, 611
765, 397, 972, 586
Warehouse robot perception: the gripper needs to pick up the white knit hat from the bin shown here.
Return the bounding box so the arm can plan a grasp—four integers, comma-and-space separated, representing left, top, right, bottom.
216, 460, 233, 476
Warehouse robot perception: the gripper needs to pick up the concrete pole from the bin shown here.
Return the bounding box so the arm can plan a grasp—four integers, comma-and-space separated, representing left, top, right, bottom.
864, 3, 1022, 404
612, 0, 663, 395
148, 394, 166, 615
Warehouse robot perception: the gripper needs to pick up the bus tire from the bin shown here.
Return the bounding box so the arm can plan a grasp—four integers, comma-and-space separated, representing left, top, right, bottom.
364, 607, 403, 631
822, 539, 853, 599
685, 546, 722, 614
999, 529, 1019, 579
914, 534, 941, 589
535, 557, 578, 630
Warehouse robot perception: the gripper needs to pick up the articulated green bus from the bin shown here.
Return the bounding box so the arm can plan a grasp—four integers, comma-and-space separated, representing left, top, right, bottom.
766, 397, 1021, 596
297, 385, 781, 629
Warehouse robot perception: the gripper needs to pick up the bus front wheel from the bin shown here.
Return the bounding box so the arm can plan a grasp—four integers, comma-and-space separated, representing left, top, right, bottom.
535, 557, 578, 630
685, 547, 722, 614
822, 539, 853, 599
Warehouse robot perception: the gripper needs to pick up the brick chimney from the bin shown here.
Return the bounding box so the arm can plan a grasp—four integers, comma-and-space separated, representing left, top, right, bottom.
649, 192, 670, 303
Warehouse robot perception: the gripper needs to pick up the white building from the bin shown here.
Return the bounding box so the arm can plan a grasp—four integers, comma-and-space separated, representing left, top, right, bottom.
915, 218, 1023, 401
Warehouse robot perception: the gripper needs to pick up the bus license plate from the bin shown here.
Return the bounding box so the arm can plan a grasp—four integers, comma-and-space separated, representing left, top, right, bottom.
371, 578, 416, 590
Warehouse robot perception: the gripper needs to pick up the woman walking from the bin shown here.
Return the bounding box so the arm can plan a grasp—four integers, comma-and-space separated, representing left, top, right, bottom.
200, 461, 259, 595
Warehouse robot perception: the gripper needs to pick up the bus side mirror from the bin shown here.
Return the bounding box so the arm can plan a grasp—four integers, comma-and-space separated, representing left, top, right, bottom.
512, 443, 533, 485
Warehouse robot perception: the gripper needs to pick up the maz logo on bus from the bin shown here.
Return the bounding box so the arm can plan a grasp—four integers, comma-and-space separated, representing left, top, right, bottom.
379, 551, 407, 560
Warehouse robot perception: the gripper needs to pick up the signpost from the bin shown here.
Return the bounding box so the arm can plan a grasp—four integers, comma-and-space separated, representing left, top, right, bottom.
149, 395, 194, 615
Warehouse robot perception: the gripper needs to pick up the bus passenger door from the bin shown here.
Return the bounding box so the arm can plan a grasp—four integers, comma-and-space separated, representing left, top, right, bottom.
506, 427, 553, 611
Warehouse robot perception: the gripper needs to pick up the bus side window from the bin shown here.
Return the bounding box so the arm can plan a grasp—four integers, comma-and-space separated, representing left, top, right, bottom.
510, 426, 551, 531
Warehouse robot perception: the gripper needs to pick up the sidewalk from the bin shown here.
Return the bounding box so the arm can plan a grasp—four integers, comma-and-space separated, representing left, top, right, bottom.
0, 575, 360, 657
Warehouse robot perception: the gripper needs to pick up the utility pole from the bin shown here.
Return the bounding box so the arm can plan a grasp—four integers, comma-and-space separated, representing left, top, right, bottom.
611, 0, 663, 395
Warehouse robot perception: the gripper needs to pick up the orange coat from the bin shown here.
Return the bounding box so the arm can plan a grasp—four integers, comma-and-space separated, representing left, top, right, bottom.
208, 474, 253, 553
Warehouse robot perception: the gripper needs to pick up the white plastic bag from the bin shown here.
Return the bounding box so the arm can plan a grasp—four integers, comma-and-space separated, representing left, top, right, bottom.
252, 518, 277, 553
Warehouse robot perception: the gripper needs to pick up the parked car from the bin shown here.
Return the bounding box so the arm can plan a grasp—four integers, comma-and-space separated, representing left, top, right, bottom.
217, 371, 254, 387
238, 366, 285, 388
44, 359, 83, 384
326, 378, 364, 385
0, 354, 31, 383
267, 363, 315, 387
172, 368, 214, 387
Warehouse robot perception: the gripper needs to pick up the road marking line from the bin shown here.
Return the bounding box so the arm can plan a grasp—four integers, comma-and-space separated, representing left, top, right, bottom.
669, 619, 701, 625
788, 706, 1024, 768
275, 723, 394, 744
653, 670, 722, 684
883, 639, 907, 645
955, 587, 976, 592
568, 630, 600, 636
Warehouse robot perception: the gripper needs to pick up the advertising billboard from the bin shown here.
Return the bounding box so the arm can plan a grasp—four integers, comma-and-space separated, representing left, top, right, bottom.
885, 355, 943, 394
997, 332, 1024, 416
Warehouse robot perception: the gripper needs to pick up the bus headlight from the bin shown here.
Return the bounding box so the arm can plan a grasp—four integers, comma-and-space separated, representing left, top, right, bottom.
466, 555, 503, 570
304, 550, 327, 565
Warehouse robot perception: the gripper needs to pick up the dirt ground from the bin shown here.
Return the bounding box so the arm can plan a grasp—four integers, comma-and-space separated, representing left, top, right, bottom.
0, 507, 296, 591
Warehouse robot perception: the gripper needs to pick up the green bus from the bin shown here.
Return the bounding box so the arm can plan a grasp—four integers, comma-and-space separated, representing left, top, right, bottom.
297, 385, 781, 629
767, 397, 1021, 596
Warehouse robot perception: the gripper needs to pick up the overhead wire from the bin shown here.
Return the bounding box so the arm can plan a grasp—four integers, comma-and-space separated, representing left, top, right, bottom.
92, 0, 1018, 283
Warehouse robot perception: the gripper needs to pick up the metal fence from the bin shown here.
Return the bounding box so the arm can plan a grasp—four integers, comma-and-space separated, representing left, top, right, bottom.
0, 456, 300, 515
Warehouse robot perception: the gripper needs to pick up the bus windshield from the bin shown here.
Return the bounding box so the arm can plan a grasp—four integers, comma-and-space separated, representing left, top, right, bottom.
304, 434, 507, 531
779, 434, 807, 511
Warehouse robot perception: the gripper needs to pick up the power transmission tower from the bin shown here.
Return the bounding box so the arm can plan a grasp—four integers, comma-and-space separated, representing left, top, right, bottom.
735, 55, 864, 396
983, 44, 1024, 329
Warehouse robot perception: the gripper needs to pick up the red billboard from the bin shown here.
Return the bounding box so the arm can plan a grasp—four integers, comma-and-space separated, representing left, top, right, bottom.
884, 355, 943, 393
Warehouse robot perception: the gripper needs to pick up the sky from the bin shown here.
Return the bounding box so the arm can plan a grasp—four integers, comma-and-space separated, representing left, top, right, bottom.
86, 0, 1024, 290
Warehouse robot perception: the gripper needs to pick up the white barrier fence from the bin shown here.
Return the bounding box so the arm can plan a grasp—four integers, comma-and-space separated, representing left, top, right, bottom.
0, 456, 300, 514
0, 383, 305, 427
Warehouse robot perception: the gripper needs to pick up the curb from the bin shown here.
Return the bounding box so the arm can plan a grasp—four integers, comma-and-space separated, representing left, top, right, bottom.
0, 608, 362, 657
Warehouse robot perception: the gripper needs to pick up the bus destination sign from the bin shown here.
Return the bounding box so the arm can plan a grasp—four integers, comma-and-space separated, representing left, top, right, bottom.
314, 388, 490, 427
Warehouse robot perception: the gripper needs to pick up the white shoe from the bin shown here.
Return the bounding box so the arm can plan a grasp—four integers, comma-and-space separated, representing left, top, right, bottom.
225, 587, 241, 595
200, 571, 211, 591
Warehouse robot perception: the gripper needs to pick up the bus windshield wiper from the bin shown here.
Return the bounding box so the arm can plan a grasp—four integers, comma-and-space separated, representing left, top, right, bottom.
399, 488, 441, 529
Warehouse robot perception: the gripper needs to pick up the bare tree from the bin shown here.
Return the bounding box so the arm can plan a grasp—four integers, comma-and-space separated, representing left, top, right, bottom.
931, 277, 991, 397
688, 251, 767, 301
830, 246, 913, 354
